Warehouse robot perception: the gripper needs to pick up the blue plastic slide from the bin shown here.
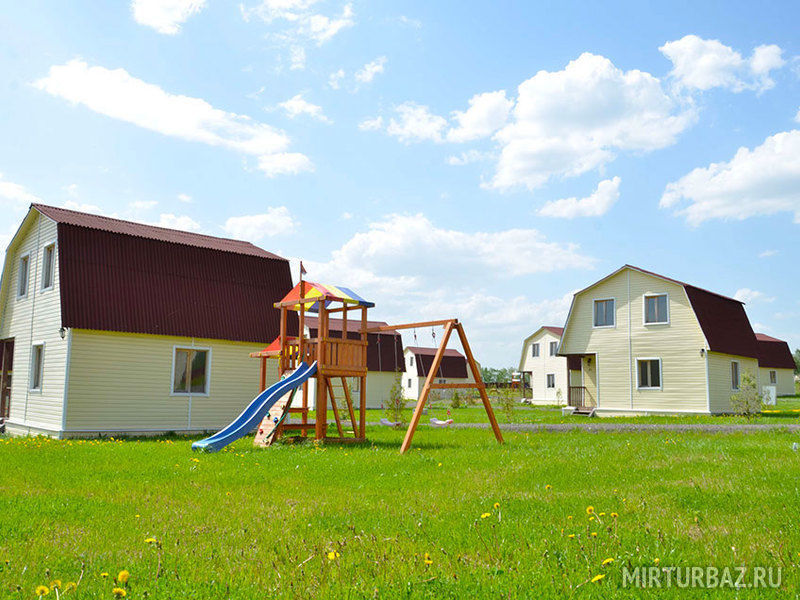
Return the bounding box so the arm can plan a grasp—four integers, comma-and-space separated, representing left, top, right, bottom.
191, 361, 318, 452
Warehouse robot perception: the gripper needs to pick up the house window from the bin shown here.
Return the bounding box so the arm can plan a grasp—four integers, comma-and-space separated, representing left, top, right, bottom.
637, 359, 661, 389
770, 370, 777, 385
531, 343, 540, 357
731, 361, 740, 391
409, 356, 414, 367
18, 254, 30, 298
408, 378, 412, 388
172, 348, 210, 395
30, 344, 44, 391
546, 374, 555, 388
438, 379, 446, 384
644, 294, 668, 324
549, 341, 558, 356
42, 244, 55, 290
593, 299, 615, 327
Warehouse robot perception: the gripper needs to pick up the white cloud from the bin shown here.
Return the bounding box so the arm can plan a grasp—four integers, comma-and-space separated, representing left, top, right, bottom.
446, 149, 492, 166
355, 56, 387, 83
660, 129, 800, 225
131, 0, 206, 35
223, 207, 296, 241
340, 211, 353, 220
734, 288, 775, 304
301, 213, 592, 365
490, 53, 694, 190
278, 93, 331, 122
539, 177, 621, 218
177, 193, 192, 203
358, 116, 383, 131
386, 102, 448, 143
328, 69, 345, 89
758, 249, 778, 258
62, 200, 105, 214
154, 213, 202, 231
35, 59, 312, 178
289, 46, 307, 70
129, 199, 159, 212
256, 152, 314, 176
446, 90, 513, 143
795, 107, 800, 123
0, 173, 43, 207
63, 183, 79, 198
660, 35, 785, 93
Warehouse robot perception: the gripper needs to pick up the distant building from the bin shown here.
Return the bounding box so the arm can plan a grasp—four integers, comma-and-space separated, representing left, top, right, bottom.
517, 326, 570, 405
402, 346, 477, 401
755, 333, 796, 396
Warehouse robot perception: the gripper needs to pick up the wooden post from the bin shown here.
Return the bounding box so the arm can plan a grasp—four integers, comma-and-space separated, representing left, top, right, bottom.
279, 306, 287, 375
315, 303, 328, 440
359, 306, 367, 438
456, 322, 503, 445
301, 380, 309, 437
298, 279, 305, 367
400, 320, 455, 454
259, 356, 267, 392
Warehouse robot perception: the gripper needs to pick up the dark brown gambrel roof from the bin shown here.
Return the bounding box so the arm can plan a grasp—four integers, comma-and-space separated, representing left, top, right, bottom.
305, 317, 405, 373
407, 346, 469, 379
34, 204, 296, 343
755, 333, 796, 369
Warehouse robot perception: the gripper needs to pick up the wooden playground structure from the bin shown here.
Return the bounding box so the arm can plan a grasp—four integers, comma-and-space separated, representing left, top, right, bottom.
251, 279, 503, 454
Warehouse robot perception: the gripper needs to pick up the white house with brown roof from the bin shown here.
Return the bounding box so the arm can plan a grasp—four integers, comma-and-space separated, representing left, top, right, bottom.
402, 346, 477, 401
755, 333, 796, 396
558, 265, 769, 415
518, 326, 570, 405
0, 204, 289, 438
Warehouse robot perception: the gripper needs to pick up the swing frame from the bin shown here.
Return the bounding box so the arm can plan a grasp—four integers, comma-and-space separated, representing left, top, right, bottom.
364, 319, 503, 454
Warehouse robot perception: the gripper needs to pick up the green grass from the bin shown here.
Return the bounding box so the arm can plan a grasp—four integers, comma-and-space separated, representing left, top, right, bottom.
3, 426, 800, 598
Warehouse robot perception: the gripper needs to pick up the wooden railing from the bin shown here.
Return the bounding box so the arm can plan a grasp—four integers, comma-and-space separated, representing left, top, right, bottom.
568, 386, 586, 407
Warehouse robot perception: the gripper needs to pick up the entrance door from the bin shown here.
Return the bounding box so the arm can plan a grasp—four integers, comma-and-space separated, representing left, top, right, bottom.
581, 355, 597, 408
0, 339, 13, 420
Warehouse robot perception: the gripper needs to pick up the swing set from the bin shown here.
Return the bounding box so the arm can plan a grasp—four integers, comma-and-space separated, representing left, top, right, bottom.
252, 277, 503, 454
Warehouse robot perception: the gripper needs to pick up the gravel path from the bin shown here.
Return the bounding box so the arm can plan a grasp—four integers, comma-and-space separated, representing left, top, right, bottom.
448, 422, 800, 433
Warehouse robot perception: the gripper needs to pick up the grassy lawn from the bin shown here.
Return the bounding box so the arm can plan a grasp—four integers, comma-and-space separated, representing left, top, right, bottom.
2, 426, 800, 598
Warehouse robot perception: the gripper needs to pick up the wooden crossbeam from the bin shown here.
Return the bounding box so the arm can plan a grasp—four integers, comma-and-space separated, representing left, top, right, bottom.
430, 383, 486, 389
363, 319, 456, 333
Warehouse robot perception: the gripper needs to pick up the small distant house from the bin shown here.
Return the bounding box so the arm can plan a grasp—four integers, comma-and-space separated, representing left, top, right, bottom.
755, 333, 796, 396
403, 347, 477, 401
558, 265, 768, 415
0, 204, 293, 437
518, 326, 570, 405
303, 316, 405, 408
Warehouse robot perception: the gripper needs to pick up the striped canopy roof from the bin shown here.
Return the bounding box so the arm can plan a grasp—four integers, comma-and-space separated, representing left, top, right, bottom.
278, 281, 375, 313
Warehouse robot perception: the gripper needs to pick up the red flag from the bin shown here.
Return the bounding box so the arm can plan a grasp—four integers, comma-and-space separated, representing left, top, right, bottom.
300, 261, 307, 276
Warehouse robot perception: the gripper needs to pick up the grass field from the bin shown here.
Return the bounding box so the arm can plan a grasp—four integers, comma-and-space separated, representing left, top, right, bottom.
3, 423, 800, 598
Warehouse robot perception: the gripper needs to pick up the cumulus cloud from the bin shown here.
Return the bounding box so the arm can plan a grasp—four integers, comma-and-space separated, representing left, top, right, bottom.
660, 35, 785, 93
223, 207, 297, 242
446, 149, 492, 166
355, 56, 387, 83
734, 288, 775, 304
0, 173, 43, 207
660, 129, 800, 225
278, 93, 331, 122
446, 90, 513, 143
177, 193, 192, 203
131, 0, 206, 34
358, 116, 383, 131
328, 68, 345, 89
539, 177, 621, 218
758, 249, 778, 258
35, 59, 312, 177
155, 213, 202, 231
385, 102, 448, 143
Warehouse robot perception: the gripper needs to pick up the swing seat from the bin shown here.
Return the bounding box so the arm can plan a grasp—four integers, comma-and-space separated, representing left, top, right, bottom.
380, 418, 402, 427
430, 417, 454, 428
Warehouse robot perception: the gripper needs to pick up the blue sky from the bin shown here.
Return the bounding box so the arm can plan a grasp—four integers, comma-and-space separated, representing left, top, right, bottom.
1, 0, 798, 366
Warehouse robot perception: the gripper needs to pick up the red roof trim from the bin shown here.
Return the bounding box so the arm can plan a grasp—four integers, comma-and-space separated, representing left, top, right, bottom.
406, 346, 465, 358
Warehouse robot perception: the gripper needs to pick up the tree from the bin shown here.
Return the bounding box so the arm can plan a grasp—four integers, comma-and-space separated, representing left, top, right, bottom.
730, 372, 762, 421
794, 349, 800, 374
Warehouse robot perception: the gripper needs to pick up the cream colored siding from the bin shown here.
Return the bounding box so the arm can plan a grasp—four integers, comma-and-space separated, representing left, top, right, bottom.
560, 268, 708, 413
708, 352, 759, 413
758, 367, 795, 397
0, 211, 67, 433
519, 329, 569, 404
65, 329, 277, 433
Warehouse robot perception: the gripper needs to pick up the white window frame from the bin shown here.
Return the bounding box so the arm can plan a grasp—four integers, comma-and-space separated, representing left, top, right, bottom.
636, 357, 663, 390
731, 361, 740, 391
531, 343, 540, 358
170, 346, 212, 397
29, 342, 45, 392
41, 242, 56, 291
643, 293, 670, 326
407, 378, 412, 388
546, 373, 555, 388
769, 370, 777, 385
592, 298, 616, 328
549, 341, 558, 356
17, 252, 31, 299
409, 356, 414, 367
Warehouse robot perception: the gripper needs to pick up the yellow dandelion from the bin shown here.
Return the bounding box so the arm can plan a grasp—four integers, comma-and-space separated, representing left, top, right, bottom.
134, 514, 140, 519
599, 512, 606, 516
586, 506, 594, 515
590, 532, 598, 537
49, 580, 61, 589
589, 516, 595, 521
654, 558, 660, 565
437, 462, 442, 467
567, 515, 573, 520
100, 572, 109, 579
144, 537, 157, 544
190, 457, 200, 463
64, 582, 77, 592
480, 512, 491, 519
35, 585, 50, 597
117, 570, 130, 584
112, 587, 127, 598
326, 551, 339, 561
591, 574, 606, 583
545, 484, 552, 490
602, 558, 614, 566
423, 552, 433, 565
568, 534, 576, 539
610, 512, 618, 518
493, 502, 500, 510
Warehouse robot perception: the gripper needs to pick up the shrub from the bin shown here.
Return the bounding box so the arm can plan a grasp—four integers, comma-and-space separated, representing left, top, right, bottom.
497, 386, 516, 422
730, 372, 763, 420
385, 370, 407, 424
450, 389, 462, 409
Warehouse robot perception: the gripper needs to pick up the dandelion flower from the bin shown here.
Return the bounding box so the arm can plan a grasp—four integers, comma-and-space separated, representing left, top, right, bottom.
568, 534, 576, 539
35, 585, 50, 596
145, 538, 157, 544
602, 558, 614, 566
589, 516, 595, 521
599, 512, 606, 516
64, 582, 77, 592
590, 532, 598, 537
480, 512, 491, 519
567, 515, 573, 520
112, 587, 127, 598
326, 551, 339, 561
100, 572, 109, 579
423, 552, 433, 565
493, 502, 500, 510
591, 574, 606, 583
49, 580, 61, 589
610, 512, 618, 518
654, 558, 660, 565
586, 506, 594, 515
117, 570, 130, 584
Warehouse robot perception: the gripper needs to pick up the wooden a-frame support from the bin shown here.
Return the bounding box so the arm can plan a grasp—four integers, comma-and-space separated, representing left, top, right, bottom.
365, 319, 503, 454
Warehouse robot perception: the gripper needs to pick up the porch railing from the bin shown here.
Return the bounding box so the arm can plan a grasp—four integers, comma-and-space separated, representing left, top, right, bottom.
568, 386, 586, 407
